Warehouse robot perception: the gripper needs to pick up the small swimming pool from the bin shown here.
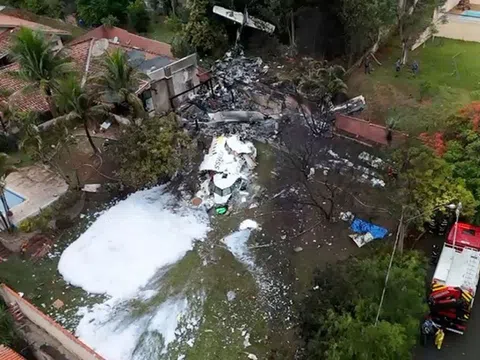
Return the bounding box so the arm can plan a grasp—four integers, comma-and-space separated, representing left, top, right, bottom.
1, 189, 25, 213
462, 10, 480, 18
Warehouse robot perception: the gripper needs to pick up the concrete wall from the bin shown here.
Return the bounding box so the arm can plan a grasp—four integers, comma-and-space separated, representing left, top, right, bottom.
150, 78, 171, 114
146, 53, 199, 113
436, 14, 480, 42
0, 284, 104, 360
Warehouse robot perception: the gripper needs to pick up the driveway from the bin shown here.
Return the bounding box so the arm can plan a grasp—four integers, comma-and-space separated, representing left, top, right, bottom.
415, 306, 480, 359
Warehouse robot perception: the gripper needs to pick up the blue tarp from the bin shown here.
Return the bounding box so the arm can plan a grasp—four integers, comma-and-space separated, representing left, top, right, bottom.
350, 218, 388, 239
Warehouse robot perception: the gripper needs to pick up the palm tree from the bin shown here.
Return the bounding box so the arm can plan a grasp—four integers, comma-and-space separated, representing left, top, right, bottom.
52, 77, 112, 154
0, 153, 16, 231
93, 48, 146, 119
318, 62, 348, 98
8, 27, 73, 115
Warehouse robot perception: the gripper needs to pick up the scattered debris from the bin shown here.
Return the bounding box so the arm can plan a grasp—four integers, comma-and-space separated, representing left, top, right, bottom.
100, 121, 112, 131
82, 184, 102, 193
358, 151, 384, 169
227, 291, 236, 302
294, 247, 303, 253
332, 95, 366, 115
52, 299, 64, 309
349, 218, 388, 248
208, 111, 266, 124
196, 135, 257, 209
339, 211, 353, 222
239, 219, 259, 230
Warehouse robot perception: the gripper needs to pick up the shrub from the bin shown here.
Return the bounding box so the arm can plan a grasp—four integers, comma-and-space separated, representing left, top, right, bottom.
18, 207, 53, 233
470, 90, 480, 101
171, 35, 195, 58
128, 0, 151, 33
0, 134, 18, 153
419, 80, 437, 101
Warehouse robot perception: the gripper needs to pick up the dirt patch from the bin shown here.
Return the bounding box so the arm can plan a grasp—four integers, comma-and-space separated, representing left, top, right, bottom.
53, 134, 118, 187
21, 234, 53, 261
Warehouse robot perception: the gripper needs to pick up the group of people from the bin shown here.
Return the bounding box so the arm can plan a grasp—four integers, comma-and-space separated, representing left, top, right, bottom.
364, 54, 419, 76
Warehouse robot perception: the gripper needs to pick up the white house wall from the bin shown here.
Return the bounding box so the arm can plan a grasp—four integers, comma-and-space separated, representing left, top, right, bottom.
436, 14, 480, 42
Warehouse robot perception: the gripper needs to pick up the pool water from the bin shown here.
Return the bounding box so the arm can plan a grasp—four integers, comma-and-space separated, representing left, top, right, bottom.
1, 189, 25, 213
462, 10, 480, 18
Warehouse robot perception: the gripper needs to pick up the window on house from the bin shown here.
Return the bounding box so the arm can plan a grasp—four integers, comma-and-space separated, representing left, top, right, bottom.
186, 79, 193, 89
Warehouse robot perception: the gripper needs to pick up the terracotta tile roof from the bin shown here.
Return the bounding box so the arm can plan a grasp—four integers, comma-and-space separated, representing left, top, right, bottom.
0, 14, 69, 35
70, 25, 173, 57
0, 28, 14, 56
0, 63, 49, 113
0, 26, 174, 114
0, 345, 25, 360
67, 39, 161, 82
0, 7, 75, 35
0, 284, 105, 360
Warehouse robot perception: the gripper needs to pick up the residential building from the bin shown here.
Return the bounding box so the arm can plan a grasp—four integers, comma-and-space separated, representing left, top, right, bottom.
0, 7, 71, 113
0, 23, 206, 119
414, 0, 480, 48
0, 6, 71, 66
68, 25, 203, 114
0, 345, 26, 360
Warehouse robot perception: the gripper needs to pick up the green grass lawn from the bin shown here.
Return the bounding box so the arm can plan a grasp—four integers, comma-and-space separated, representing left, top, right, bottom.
348, 38, 480, 134
0, 220, 104, 331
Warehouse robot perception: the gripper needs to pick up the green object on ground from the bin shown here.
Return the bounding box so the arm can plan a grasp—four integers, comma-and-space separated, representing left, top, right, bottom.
216, 206, 227, 215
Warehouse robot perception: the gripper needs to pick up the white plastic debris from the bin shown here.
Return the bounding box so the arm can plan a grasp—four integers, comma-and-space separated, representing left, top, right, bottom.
339, 211, 353, 222
239, 219, 259, 230
227, 290, 236, 302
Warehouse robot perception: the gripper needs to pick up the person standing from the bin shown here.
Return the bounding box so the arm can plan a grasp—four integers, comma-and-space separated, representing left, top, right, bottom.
364, 55, 371, 74
395, 59, 401, 76
412, 60, 419, 76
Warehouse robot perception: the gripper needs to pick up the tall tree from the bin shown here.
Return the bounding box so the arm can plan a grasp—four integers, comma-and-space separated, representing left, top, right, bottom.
260, 0, 298, 48
302, 248, 427, 360
113, 113, 191, 189
340, 0, 397, 65
393, 145, 476, 227
76, 0, 131, 26
398, 0, 446, 64
128, 0, 151, 33
173, 0, 227, 57
93, 49, 146, 120
53, 77, 112, 153
8, 27, 73, 115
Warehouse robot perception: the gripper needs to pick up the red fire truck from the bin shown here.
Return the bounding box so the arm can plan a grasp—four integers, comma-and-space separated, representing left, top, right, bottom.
429, 222, 480, 334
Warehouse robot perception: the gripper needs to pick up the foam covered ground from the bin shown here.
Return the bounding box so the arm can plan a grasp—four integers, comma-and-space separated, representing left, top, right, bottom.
58, 186, 210, 359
